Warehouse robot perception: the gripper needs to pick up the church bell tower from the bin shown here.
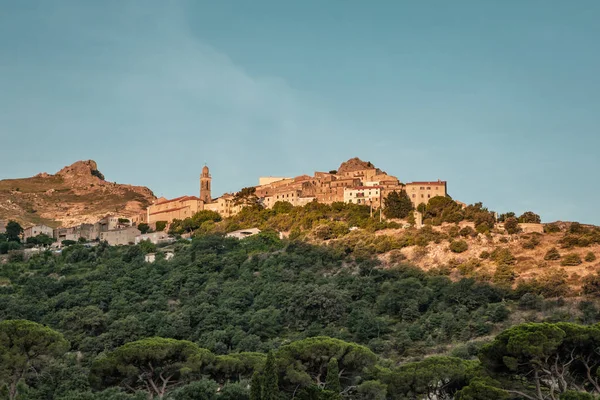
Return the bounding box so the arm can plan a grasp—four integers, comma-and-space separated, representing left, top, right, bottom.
200, 165, 212, 203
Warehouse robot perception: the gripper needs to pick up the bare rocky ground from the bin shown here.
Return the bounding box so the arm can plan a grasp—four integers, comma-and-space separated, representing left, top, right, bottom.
374, 221, 600, 292
0, 160, 155, 227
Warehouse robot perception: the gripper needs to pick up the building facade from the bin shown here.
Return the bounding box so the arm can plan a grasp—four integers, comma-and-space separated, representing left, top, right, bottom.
147, 196, 204, 225
405, 181, 447, 206
99, 226, 141, 246
344, 186, 383, 207
23, 225, 54, 240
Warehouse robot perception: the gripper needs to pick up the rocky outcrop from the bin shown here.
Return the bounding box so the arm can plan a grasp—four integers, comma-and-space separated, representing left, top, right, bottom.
0, 160, 156, 227
337, 157, 383, 174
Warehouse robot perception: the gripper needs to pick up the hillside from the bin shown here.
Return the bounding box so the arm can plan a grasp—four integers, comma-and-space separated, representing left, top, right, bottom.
0, 160, 155, 227
376, 221, 600, 293
187, 200, 600, 294
2, 233, 600, 399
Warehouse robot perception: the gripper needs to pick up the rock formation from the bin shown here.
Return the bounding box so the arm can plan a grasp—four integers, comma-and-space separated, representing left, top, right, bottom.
0, 160, 156, 227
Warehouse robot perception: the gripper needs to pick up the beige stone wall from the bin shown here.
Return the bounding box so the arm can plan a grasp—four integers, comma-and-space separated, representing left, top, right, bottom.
259, 176, 291, 186
204, 195, 241, 218
23, 225, 54, 240
519, 223, 544, 234
100, 227, 141, 246
338, 168, 379, 181
405, 181, 447, 206
148, 197, 203, 224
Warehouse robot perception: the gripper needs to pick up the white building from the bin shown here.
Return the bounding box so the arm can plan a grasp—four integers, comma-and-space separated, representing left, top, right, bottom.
135, 231, 174, 245
145, 251, 175, 263
226, 228, 261, 240
343, 186, 382, 206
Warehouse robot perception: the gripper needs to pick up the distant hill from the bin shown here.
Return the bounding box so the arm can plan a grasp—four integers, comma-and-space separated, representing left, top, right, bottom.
0, 160, 155, 227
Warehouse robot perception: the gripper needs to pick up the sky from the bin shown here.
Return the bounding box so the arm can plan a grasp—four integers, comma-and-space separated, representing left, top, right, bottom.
0, 0, 599, 223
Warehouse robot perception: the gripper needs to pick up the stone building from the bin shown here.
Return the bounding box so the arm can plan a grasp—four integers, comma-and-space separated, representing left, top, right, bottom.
23, 225, 54, 241
147, 196, 204, 225
135, 231, 174, 245
405, 181, 447, 206
54, 227, 80, 242
254, 158, 447, 212
100, 226, 141, 246
259, 176, 291, 186
203, 194, 241, 218
142, 165, 242, 224
200, 165, 212, 203
344, 186, 383, 207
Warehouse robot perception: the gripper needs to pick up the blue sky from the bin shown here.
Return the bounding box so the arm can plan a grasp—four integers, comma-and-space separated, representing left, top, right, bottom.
1, 0, 599, 223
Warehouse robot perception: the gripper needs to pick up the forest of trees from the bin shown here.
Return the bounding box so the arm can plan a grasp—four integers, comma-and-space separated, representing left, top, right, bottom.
1, 232, 600, 399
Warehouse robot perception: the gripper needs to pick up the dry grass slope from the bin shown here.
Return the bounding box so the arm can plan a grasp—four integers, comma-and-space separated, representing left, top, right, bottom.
0, 160, 155, 227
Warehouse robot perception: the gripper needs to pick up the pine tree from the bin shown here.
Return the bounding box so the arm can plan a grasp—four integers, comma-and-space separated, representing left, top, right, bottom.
250, 371, 262, 400
383, 191, 413, 219
263, 351, 279, 400
325, 357, 342, 398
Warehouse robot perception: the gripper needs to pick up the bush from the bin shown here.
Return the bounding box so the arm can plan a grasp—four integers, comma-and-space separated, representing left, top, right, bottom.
475, 223, 490, 234
449, 240, 469, 253
544, 248, 561, 261
544, 223, 561, 233
518, 211, 541, 224
504, 217, 521, 234
560, 391, 595, 400
560, 254, 582, 266
569, 222, 585, 234
479, 251, 490, 259
518, 293, 543, 310
582, 274, 600, 296
490, 248, 516, 265
155, 221, 168, 232
585, 252, 597, 263
459, 226, 476, 238
521, 235, 541, 249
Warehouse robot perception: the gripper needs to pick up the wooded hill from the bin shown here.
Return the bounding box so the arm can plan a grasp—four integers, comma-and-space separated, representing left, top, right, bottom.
2, 232, 600, 399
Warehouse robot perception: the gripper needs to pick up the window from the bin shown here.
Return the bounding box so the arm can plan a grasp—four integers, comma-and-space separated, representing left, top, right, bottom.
427, 187, 431, 190
412, 194, 416, 198
420, 187, 425, 190
428, 194, 430, 198
421, 194, 424, 198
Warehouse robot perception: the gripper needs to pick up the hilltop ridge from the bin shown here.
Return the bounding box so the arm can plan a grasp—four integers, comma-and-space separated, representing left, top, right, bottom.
0, 160, 155, 227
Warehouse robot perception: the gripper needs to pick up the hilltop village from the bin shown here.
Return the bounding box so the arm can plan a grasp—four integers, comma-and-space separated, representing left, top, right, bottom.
0, 158, 447, 246
134, 157, 447, 227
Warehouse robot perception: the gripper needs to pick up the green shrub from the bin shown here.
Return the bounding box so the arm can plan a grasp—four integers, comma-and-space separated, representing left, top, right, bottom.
449, 240, 468, 253
560, 254, 582, 266
476, 223, 490, 234
522, 235, 541, 250
504, 217, 521, 234
459, 226, 476, 238
479, 251, 490, 259
448, 226, 460, 238
585, 252, 597, 263
544, 248, 561, 261
544, 223, 561, 233
490, 248, 515, 265
155, 221, 168, 232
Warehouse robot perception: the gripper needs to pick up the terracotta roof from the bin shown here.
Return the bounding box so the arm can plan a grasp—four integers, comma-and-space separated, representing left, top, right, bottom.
406, 181, 446, 185
155, 195, 200, 205
149, 206, 189, 216
345, 186, 383, 190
